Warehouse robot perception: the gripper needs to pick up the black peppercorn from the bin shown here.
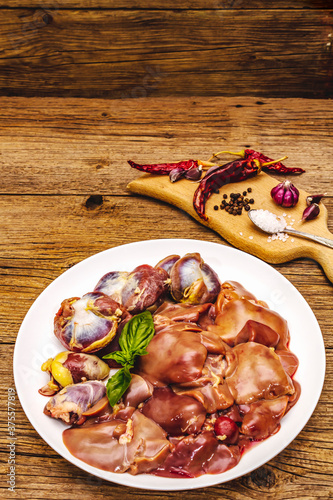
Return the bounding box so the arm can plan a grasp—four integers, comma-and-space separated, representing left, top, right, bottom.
215, 187, 255, 216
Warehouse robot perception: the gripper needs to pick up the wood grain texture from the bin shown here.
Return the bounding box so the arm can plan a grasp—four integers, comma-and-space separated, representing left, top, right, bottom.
1, 1, 333, 8
1, 96, 333, 195
0, 8, 332, 98
0, 95, 332, 499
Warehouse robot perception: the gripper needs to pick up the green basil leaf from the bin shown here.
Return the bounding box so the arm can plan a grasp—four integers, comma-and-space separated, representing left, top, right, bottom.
106, 366, 132, 407
104, 312, 155, 407
102, 350, 129, 366
119, 311, 155, 358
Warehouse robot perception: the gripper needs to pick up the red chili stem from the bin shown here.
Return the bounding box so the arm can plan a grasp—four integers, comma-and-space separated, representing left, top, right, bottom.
244, 149, 305, 175
128, 159, 199, 174
193, 158, 262, 221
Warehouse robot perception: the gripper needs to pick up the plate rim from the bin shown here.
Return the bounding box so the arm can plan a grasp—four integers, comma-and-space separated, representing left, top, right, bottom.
13, 238, 326, 491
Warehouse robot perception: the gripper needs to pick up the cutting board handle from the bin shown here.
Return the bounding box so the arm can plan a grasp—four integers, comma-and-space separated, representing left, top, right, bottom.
311, 244, 333, 283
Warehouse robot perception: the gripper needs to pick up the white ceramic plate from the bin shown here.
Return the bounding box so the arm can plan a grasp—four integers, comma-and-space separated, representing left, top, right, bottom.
13, 239, 325, 491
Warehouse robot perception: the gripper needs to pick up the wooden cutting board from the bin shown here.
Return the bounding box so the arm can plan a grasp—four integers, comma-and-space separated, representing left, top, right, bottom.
127, 172, 333, 284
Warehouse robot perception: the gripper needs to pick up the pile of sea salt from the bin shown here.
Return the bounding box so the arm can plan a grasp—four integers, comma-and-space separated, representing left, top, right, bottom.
250, 209, 290, 242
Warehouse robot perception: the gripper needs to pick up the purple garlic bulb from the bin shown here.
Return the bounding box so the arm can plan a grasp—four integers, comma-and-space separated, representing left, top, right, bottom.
271, 180, 299, 208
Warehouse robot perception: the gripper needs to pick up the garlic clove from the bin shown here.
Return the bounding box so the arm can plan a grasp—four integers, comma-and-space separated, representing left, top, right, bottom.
169, 166, 186, 182
184, 166, 202, 181
302, 203, 320, 221
306, 193, 326, 206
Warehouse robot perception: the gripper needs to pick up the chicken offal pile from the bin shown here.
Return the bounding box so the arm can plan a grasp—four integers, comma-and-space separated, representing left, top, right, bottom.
39, 253, 300, 478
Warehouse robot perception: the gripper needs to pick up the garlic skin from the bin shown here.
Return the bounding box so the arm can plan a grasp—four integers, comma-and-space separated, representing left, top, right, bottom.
271, 180, 299, 208
184, 166, 202, 181
169, 166, 186, 183
169, 166, 202, 182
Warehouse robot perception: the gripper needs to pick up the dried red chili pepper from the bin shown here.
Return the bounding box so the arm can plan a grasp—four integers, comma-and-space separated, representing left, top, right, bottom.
128, 159, 215, 183
244, 149, 305, 175
128, 159, 199, 174
193, 156, 286, 221
209, 150, 305, 175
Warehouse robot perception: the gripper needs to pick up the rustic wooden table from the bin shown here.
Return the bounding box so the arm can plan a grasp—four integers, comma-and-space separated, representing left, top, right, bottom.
0, 96, 332, 499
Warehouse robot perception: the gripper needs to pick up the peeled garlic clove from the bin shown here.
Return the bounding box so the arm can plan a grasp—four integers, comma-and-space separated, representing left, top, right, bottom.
302, 203, 320, 221
170, 253, 221, 304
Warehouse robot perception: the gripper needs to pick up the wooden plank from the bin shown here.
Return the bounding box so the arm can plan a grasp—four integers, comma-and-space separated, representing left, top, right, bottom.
1, 96, 333, 195
0, 9, 332, 98
0, 1, 332, 10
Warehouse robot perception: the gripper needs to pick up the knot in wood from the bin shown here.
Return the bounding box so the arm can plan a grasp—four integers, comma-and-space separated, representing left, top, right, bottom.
85, 195, 103, 210
33, 9, 53, 27
249, 466, 276, 489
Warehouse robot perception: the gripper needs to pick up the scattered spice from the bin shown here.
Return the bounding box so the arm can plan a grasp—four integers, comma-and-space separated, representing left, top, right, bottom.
267, 233, 289, 243
216, 188, 255, 216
